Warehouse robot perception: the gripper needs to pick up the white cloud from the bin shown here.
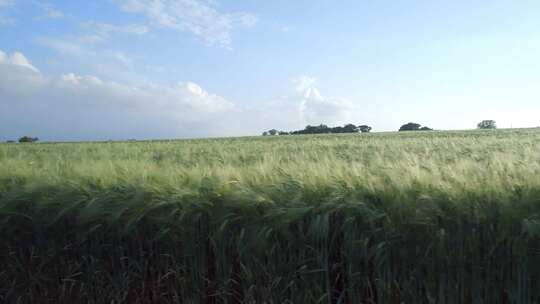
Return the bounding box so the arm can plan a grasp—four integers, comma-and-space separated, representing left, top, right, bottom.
109, 51, 133, 66
290, 76, 359, 127
37, 36, 151, 85
36, 21, 148, 71
0, 51, 358, 141
0, 50, 39, 72
0, 51, 238, 140
114, 0, 257, 48
293, 75, 317, 93
38, 20, 149, 56
80, 21, 149, 43
37, 37, 136, 70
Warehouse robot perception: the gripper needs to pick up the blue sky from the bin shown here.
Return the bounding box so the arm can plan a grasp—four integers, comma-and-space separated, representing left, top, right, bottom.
1, 0, 540, 140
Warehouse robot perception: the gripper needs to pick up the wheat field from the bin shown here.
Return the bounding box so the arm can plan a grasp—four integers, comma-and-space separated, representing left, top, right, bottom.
2, 128, 540, 303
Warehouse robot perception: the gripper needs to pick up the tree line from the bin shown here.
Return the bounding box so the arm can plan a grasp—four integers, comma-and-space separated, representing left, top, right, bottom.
263, 120, 497, 136
263, 124, 372, 136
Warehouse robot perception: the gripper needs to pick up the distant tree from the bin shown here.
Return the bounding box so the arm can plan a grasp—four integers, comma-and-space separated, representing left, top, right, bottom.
268, 129, 278, 136
477, 120, 496, 129
420, 126, 433, 131
278, 131, 289, 135
331, 126, 345, 133
18, 136, 38, 143
262, 131, 269, 136
6, 140, 15, 143
315, 124, 330, 133
358, 125, 372, 133
342, 124, 359, 133
297, 124, 331, 134
399, 122, 422, 131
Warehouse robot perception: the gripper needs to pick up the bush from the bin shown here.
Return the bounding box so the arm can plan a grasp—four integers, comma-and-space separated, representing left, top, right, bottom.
477, 120, 497, 129
399, 122, 421, 131
18, 136, 38, 143
358, 125, 372, 133
399, 123, 433, 132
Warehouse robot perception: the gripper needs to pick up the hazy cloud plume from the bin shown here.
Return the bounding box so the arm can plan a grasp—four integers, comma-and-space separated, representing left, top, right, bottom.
114, 0, 257, 48
81, 21, 149, 43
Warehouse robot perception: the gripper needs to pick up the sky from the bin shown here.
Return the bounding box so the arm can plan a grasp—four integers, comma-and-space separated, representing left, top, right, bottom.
1, 0, 540, 141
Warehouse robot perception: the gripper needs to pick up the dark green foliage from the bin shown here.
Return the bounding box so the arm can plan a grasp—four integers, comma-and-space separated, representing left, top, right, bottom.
263, 123, 368, 136
478, 120, 497, 129
263, 129, 284, 136
18, 136, 38, 143
292, 124, 330, 134
399, 123, 433, 132
290, 124, 360, 135
342, 124, 358, 133
399, 122, 421, 131
358, 125, 372, 133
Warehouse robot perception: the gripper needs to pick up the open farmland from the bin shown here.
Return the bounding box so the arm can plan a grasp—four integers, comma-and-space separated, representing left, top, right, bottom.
2, 129, 540, 303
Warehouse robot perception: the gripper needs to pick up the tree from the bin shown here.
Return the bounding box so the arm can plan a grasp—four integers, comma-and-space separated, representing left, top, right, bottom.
420, 126, 433, 131
331, 126, 345, 133
399, 122, 421, 131
342, 124, 359, 133
278, 131, 289, 135
262, 131, 269, 136
477, 120, 496, 129
268, 129, 278, 136
358, 125, 372, 133
6, 140, 15, 143
18, 136, 38, 143
296, 124, 331, 134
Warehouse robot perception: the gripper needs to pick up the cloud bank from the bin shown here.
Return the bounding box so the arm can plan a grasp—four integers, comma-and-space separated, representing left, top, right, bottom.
0, 50, 359, 141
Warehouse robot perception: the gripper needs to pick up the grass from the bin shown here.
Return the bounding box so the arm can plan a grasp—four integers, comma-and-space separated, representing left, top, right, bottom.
1, 128, 540, 303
